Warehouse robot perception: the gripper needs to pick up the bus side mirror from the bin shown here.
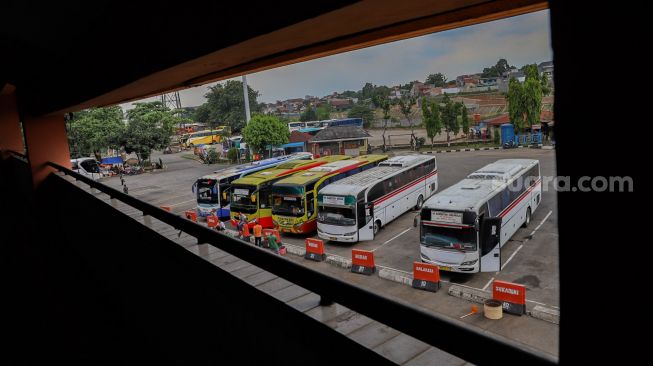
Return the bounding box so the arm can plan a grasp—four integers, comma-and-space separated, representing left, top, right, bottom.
413, 214, 420, 228
251, 194, 256, 203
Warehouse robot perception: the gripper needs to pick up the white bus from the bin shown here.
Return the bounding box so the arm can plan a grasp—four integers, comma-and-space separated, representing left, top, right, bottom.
418, 159, 541, 273
317, 155, 438, 242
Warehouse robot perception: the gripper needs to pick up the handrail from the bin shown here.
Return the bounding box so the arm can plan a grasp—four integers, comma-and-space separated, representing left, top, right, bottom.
47, 160, 557, 365
1, 149, 28, 163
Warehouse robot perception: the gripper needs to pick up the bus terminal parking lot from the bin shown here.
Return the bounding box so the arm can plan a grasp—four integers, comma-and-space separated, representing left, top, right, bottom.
103, 148, 559, 310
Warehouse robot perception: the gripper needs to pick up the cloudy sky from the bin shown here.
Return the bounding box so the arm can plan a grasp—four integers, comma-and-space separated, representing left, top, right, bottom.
121, 10, 552, 109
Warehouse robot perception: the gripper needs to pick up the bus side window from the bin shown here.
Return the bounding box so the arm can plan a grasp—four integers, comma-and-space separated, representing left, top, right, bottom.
306, 192, 315, 218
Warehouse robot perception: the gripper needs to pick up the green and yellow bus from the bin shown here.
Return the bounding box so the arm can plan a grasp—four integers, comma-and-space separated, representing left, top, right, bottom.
271, 154, 387, 234
229, 155, 351, 228
184, 127, 229, 148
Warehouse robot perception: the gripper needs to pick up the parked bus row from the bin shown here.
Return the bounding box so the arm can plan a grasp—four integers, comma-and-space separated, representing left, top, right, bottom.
192, 152, 541, 274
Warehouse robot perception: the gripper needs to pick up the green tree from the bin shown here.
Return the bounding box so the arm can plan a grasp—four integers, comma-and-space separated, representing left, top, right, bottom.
68, 106, 124, 159
198, 80, 261, 133
122, 102, 178, 163
316, 103, 333, 120
440, 94, 463, 146
373, 95, 392, 152
426, 73, 447, 87
347, 104, 375, 128
242, 114, 289, 154
398, 96, 417, 149
482, 58, 511, 78
193, 104, 211, 123
300, 106, 318, 122
421, 97, 442, 150
461, 105, 470, 138
506, 64, 550, 134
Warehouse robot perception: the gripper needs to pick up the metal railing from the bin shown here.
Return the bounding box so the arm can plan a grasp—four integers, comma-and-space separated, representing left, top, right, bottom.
46, 159, 557, 365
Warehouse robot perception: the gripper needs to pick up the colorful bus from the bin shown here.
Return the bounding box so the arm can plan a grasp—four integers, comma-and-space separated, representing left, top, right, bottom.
418, 159, 541, 273
193, 152, 313, 219
271, 154, 387, 234
184, 127, 228, 148
317, 155, 437, 242
229, 155, 352, 228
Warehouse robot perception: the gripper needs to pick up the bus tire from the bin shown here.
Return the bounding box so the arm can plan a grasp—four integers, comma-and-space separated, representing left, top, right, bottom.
522, 207, 531, 228
373, 220, 381, 235
415, 195, 424, 210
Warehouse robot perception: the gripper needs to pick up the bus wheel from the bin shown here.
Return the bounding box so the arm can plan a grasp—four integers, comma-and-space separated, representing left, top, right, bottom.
415, 195, 424, 210
373, 220, 381, 235
522, 207, 531, 228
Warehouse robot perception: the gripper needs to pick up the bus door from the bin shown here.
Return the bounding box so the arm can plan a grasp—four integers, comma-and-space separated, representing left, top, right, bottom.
479, 216, 502, 271
358, 201, 375, 241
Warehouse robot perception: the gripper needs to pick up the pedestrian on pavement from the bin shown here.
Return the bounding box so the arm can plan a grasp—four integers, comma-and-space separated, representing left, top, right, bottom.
123, 184, 128, 195
241, 221, 251, 243
120, 171, 125, 186
253, 219, 263, 247
267, 232, 280, 255
217, 220, 226, 232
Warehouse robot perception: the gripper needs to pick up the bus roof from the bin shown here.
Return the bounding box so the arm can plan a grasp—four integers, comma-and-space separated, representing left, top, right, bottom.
197, 152, 313, 181
423, 159, 539, 212
232, 155, 349, 186
318, 155, 434, 197
273, 154, 387, 186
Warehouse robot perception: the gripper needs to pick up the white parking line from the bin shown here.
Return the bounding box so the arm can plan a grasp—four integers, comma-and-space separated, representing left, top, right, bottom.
531, 210, 553, 235
169, 198, 197, 207
371, 227, 412, 252
498, 210, 553, 273
482, 277, 495, 291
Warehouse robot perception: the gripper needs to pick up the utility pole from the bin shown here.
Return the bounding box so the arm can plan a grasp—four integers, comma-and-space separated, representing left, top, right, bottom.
242, 75, 251, 123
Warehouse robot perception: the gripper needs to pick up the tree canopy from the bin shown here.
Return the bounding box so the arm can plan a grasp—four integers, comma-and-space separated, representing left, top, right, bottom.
196, 80, 261, 133
482, 58, 512, 78
426, 73, 447, 87
421, 97, 442, 148
440, 94, 464, 143
68, 106, 124, 158
121, 102, 179, 162
242, 114, 289, 153
506, 64, 550, 133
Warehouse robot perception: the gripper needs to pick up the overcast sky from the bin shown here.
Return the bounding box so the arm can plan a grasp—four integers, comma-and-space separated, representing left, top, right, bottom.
121, 10, 551, 110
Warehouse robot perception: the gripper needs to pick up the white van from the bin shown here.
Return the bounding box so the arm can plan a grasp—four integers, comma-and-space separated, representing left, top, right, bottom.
71, 158, 103, 180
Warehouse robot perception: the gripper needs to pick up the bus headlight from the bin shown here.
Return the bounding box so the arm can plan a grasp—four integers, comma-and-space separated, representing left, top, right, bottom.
460, 259, 478, 266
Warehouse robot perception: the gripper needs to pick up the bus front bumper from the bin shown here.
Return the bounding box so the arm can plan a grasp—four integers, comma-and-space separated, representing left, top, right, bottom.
420, 255, 479, 273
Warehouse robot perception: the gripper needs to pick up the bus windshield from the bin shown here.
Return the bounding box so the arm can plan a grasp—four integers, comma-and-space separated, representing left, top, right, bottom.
318, 205, 356, 226
197, 180, 219, 204
272, 185, 305, 217
231, 185, 258, 213
421, 225, 477, 251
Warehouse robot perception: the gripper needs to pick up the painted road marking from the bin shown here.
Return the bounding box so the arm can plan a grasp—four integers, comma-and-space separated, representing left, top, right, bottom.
371, 228, 412, 252
499, 210, 553, 272
482, 277, 495, 291
169, 198, 197, 207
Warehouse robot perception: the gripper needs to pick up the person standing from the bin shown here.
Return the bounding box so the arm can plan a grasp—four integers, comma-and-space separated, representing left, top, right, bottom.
253, 219, 263, 247
267, 232, 280, 255
241, 221, 251, 243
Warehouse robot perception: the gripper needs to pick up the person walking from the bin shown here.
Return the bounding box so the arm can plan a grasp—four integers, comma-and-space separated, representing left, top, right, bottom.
123, 184, 128, 195
253, 219, 263, 247
267, 232, 280, 255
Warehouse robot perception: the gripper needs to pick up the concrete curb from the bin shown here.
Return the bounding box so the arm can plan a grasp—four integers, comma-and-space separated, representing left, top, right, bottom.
285, 243, 305, 256
529, 305, 560, 325
326, 254, 352, 269
448, 284, 560, 324
378, 267, 413, 286
419, 145, 553, 155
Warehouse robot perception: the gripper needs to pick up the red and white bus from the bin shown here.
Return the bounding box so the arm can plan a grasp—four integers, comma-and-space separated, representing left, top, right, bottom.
418, 159, 541, 273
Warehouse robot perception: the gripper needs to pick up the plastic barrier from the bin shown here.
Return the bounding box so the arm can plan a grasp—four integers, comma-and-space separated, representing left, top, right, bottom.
305, 238, 326, 262
184, 210, 197, 222
412, 262, 441, 292
206, 215, 219, 228
351, 249, 375, 275
492, 280, 526, 315
263, 228, 281, 245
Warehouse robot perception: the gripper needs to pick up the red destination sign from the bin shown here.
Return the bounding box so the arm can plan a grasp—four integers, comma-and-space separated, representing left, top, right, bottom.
493, 280, 526, 305
413, 262, 440, 283
305, 238, 325, 255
